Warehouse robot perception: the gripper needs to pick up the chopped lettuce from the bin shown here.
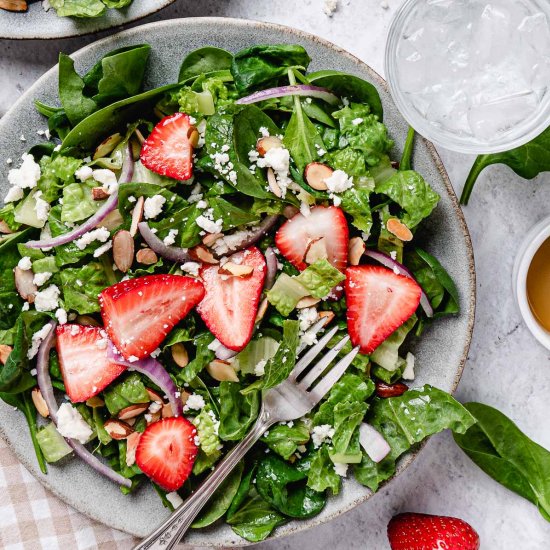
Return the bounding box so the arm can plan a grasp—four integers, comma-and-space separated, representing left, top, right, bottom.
233, 337, 280, 375
370, 315, 417, 372
267, 274, 309, 316
103, 373, 149, 415
307, 445, 341, 494
36, 422, 72, 463
262, 421, 310, 460
295, 259, 346, 298
218, 382, 260, 441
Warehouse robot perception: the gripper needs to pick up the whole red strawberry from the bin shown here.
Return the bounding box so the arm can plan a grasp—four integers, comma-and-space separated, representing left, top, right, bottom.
388, 513, 480, 550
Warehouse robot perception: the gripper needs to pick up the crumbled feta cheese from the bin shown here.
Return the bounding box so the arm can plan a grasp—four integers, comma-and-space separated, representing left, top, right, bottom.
33, 191, 50, 222
55, 308, 68, 325
27, 323, 53, 359
150, 348, 161, 358
254, 360, 267, 377
20, 135, 26, 142
162, 228, 179, 246
180, 262, 201, 277
212, 228, 257, 256
33, 271, 52, 286
149, 401, 162, 414
34, 285, 60, 312
311, 424, 335, 448
8, 153, 41, 190
166, 492, 183, 509
56, 403, 93, 444
298, 307, 319, 332
259, 126, 270, 137
402, 352, 415, 380
6, 158, 12, 165
127, 195, 136, 203
22, 302, 30, 312
324, 169, 354, 193
207, 339, 222, 352
300, 201, 311, 217
390, 250, 397, 260
75, 165, 93, 182
17, 256, 32, 270
352, 118, 364, 126
4, 185, 24, 204
92, 169, 118, 194
144, 195, 166, 219
323, 0, 338, 16
254, 146, 293, 198
74, 227, 110, 250
30, 368, 37, 376
128, 355, 139, 363
195, 199, 207, 210
183, 394, 206, 411
334, 463, 348, 477
196, 209, 223, 234
93, 241, 111, 258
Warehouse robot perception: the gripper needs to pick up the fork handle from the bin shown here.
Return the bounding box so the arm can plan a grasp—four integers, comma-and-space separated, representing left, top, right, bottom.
134, 409, 272, 550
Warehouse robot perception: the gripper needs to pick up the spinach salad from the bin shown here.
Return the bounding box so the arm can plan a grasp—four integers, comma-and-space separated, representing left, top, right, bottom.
1, 0, 136, 19
0, 43, 476, 541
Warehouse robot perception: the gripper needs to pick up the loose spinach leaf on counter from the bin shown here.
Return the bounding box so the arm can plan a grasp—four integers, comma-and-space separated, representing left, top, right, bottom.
179, 47, 234, 83
454, 402, 550, 522
460, 125, 550, 205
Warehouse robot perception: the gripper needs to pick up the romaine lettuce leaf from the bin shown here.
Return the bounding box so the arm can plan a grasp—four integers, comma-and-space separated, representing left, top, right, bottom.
218, 382, 259, 441
60, 262, 110, 314
262, 421, 310, 460
370, 315, 416, 372
103, 373, 148, 415
295, 259, 346, 299
307, 445, 341, 494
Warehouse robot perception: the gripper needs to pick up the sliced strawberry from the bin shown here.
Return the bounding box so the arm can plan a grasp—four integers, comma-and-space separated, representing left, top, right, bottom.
135, 417, 198, 491
197, 247, 266, 352
388, 512, 480, 550
275, 205, 349, 272
56, 325, 126, 403
140, 112, 196, 181
99, 274, 205, 360
346, 265, 421, 354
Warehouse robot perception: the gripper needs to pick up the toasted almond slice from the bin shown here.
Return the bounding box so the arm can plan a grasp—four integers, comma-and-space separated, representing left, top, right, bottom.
207, 360, 239, 382
0, 345, 12, 365
318, 310, 335, 326
31, 388, 49, 418
348, 237, 366, 266
188, 127, 199, 148
283, 205, 300, 219
112, 230, 134, 273
255, 298, 268, 324
189, 245, 219, 264
0, 220, 14, 234
180, 390, 191, 407
14, 267, 37, 303
125, 431, 141, 467
136, 248, 158, 265
76, 315, 100, 327
125, 417, 137, 427
146, 388, 164, 404
304, 237, 328, 265
104, 419, 133, 440
202, 232, 223, 247
266, 167, 282, 198
218, 262, 254, 278
256, 136, 283, 156
118, 403, 150, 420
134, 128, 146, 144
100, 208, 124, 231
296, 296, 321, 309
304, 162, 333, 191
93, 133, 122, 160
0, 0, 27, 12
92, 187, 110, 201
387, 218, 413, 242
86, 396, 105, 408
130, 196, 144, 237
171, 343, 189, 368
161, 402, 174, 419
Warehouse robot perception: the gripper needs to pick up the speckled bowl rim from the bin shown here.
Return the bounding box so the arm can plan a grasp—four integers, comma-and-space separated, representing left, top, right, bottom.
0, 17, 476, 546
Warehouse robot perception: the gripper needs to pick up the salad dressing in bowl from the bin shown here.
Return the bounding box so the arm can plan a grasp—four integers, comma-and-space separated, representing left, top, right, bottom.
526, 237, 550, 332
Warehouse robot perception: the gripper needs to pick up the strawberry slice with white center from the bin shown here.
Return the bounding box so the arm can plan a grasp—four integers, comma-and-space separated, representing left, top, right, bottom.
197, 247, 266, 352
140, 112, 197, 181
346, 265, 421, 354
99, 274, 205, 360
135, 417, 198, 492
275, 205, 349, 272
56, 325, 126, 403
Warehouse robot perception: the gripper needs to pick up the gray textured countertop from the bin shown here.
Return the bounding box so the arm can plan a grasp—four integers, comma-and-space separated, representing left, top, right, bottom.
2, 1, 550, 548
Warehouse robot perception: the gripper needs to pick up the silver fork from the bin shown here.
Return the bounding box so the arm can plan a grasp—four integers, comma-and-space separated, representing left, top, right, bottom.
134, 320, 359, 550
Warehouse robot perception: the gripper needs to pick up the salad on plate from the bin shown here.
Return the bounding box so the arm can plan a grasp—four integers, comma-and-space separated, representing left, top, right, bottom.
0, 43, 475, 542
1, 0, 136, 18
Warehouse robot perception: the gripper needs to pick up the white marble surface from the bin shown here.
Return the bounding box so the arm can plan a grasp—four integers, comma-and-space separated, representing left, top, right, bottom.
2, 1, 550, 548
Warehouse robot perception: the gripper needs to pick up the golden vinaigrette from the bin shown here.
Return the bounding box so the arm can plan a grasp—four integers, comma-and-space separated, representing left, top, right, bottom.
527, 237, 550, 332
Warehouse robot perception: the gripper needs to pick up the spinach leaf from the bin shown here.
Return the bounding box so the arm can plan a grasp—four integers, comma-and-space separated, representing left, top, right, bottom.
454, 402, 550, 522
330, 400, 368, 464
49, 0, 105, 18
255, 454, 326, 518
176, 332, 215, 384
354, 385, 475, 492
262, 421, 310, 460
307, 445, 341, 494
218, 382, 260, 441
231, 44, 311, 92
460, 125, 550, 205
179, 47, 234, 82
103, 373, 149, 415
227, 465, 256, 519
308, 70, 383, 121
60, 262, 110, 314
400, 127, 415, 171
0, 318, 34, 394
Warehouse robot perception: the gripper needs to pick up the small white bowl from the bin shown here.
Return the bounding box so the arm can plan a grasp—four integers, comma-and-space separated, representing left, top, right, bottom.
513, 216, 550, 349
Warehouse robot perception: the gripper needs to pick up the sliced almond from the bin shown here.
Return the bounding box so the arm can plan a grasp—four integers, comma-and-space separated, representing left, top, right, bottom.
255, 298, 268, 324
104, 419, 133, 440
202, 232, 223, 247
0, 0, 27, 12
304, 162, 333, 191
318, 310, 335, 327
171, 343, 189, 368
304, 237, 328, 265
117, 403, 150, 420
187, 127, 199, 148
161, 402, 175, 419
296, 296, 321, 309
283, 205, 300, 219
125, 431, 141, 467
146, 388, 164, 404
0, 220, 14, 234
386, 218, 413, 242
130, 196, 144, 237
93, 133, 122, 161
256, 136, 283, 156
218, 262, 254, 278
136, 248, 158, 265
76, 315, 100, 327
100, 208, 124, 231
134, 128, 146, 144
348, 237, 366, 266
146, 411, 161, 425
92, 187, 110, 201
125, 417, 137, 427
112, 230, 134, 273
0, 344, 12, 365
180, 390, 191, 407
189, 245, 219, 264
31, 388, 49, 418
207, 359, 239, 382
86, 396, 105, 408
267, 167, 282, 198
14, 267, 37, 303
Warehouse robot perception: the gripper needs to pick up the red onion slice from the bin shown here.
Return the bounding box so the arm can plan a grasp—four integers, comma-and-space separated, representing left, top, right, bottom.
359, 423, 390, 463
36, 320, 131, 488
363, 249, 434, 318
236, 85, 339, 106
107, 342, 183, 417
138, 222, 192, 263
264, 247, 278, 290
118, 143, 134, 184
